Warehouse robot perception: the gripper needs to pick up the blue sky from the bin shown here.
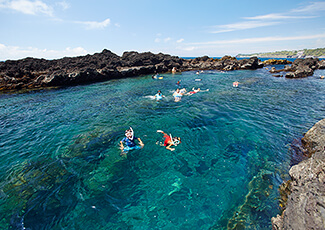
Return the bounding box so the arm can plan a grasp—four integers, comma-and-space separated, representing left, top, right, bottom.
1, 0, 325, 60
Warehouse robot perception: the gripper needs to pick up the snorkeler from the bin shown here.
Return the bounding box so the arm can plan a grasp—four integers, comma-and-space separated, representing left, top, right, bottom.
157, 130, 181, 151
119, 127, 144, 154
152, 74, 158, 79
152, 73, 163, 79
155, 90, 165, 100
173, 88, 183, 102
179, 88, 187, 94
186, 87, 209, 95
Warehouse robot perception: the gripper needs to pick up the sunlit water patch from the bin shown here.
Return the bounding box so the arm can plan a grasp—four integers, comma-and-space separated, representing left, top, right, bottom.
0, 68, 324, 229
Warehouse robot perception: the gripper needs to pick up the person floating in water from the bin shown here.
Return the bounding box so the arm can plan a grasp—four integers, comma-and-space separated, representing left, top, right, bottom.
152, 73, 163, 79
173, 88, 184, 102
233, 81, 239, 87
179, 88, 187, 94
157, 130, 181, 151
186, 87, 209, 95
155, 90, 165, 100
119, 127, 144, 155
176, 80, 181, 86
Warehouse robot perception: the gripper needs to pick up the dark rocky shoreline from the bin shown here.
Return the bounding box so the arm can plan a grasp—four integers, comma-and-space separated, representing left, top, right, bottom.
0, 50, 263, 92
272, 119, 325, 230
2, 49, 324, 93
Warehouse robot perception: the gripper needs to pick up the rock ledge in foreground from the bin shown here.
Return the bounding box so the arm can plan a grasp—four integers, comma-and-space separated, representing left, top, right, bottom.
271, 119, 325, 230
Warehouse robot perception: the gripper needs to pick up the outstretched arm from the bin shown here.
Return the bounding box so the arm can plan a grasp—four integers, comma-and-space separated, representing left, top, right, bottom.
138, 138, 144, 147
166, 144, 175, 151
119, 141, 124, 150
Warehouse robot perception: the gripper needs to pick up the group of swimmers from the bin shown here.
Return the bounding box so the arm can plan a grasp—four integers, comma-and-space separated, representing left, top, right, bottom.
154, 85, 210, 102
154, 87, 209, 102
119, 127, 181, 155
120, 79, 208, 154
120, 73, 233, 155
173, 87, 209, 101
120, 75, 242, 154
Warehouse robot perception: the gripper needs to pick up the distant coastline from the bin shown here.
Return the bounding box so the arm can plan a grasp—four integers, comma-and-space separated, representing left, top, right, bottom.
237, 47, 325, 59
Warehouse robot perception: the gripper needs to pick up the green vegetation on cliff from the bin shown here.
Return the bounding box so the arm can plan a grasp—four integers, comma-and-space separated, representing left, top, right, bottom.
237, 47, 325, 58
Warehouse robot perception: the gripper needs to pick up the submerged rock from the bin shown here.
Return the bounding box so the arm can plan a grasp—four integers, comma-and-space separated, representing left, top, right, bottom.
2, 158, 79, 230
210, 169, 276, 230
0, 129, 129, 229
272, 119, 325, 230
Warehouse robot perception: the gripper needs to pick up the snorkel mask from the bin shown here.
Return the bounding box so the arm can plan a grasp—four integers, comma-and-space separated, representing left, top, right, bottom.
172, 137, 181, 146
125, 127, 134, 140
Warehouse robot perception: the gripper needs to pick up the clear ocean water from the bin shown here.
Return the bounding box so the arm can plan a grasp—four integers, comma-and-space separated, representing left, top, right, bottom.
0, 66, 324, 229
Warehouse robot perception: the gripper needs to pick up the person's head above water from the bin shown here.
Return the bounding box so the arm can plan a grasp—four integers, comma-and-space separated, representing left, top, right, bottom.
125, 129, 133, 139
172, 137, 181, 145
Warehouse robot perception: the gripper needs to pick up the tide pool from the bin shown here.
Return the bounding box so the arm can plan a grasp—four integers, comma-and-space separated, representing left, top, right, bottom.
0, 67, 324, 229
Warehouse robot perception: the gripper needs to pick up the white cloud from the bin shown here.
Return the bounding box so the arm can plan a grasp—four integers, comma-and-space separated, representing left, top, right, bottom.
0, 43, 88, 60
56, 0, 69, 10
177, 38, 184, 43
210, 21, 279, 33
188, 33, 325, 46
209, 1, 325, 34
243, 13, 315, 20
0, 0, 53, 16
164, 37, 171, 43
154, 36, 172, 43
182, 46, 196, 51
76, 18, 111, 30
292, 1, 325, 13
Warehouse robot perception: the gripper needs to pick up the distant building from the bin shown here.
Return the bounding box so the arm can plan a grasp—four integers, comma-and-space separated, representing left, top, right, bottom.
288, 51, 305, 58
297, 51, 304, 58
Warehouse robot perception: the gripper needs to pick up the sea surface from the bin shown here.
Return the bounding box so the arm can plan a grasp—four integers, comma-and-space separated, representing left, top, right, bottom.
0, 66, 324, 229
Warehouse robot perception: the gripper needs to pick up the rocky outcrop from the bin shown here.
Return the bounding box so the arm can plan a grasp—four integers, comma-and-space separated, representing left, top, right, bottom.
271, 119, 325, 230
180, 56, 263, 72
263, 59, 292, 65
266, 57, 323, 79
0, 50, 264, 92
284, 58, 319, 78
0, 49, 183, 91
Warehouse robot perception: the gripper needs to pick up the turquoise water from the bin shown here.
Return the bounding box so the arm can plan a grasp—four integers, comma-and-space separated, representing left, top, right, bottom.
0, 67, 324, 229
